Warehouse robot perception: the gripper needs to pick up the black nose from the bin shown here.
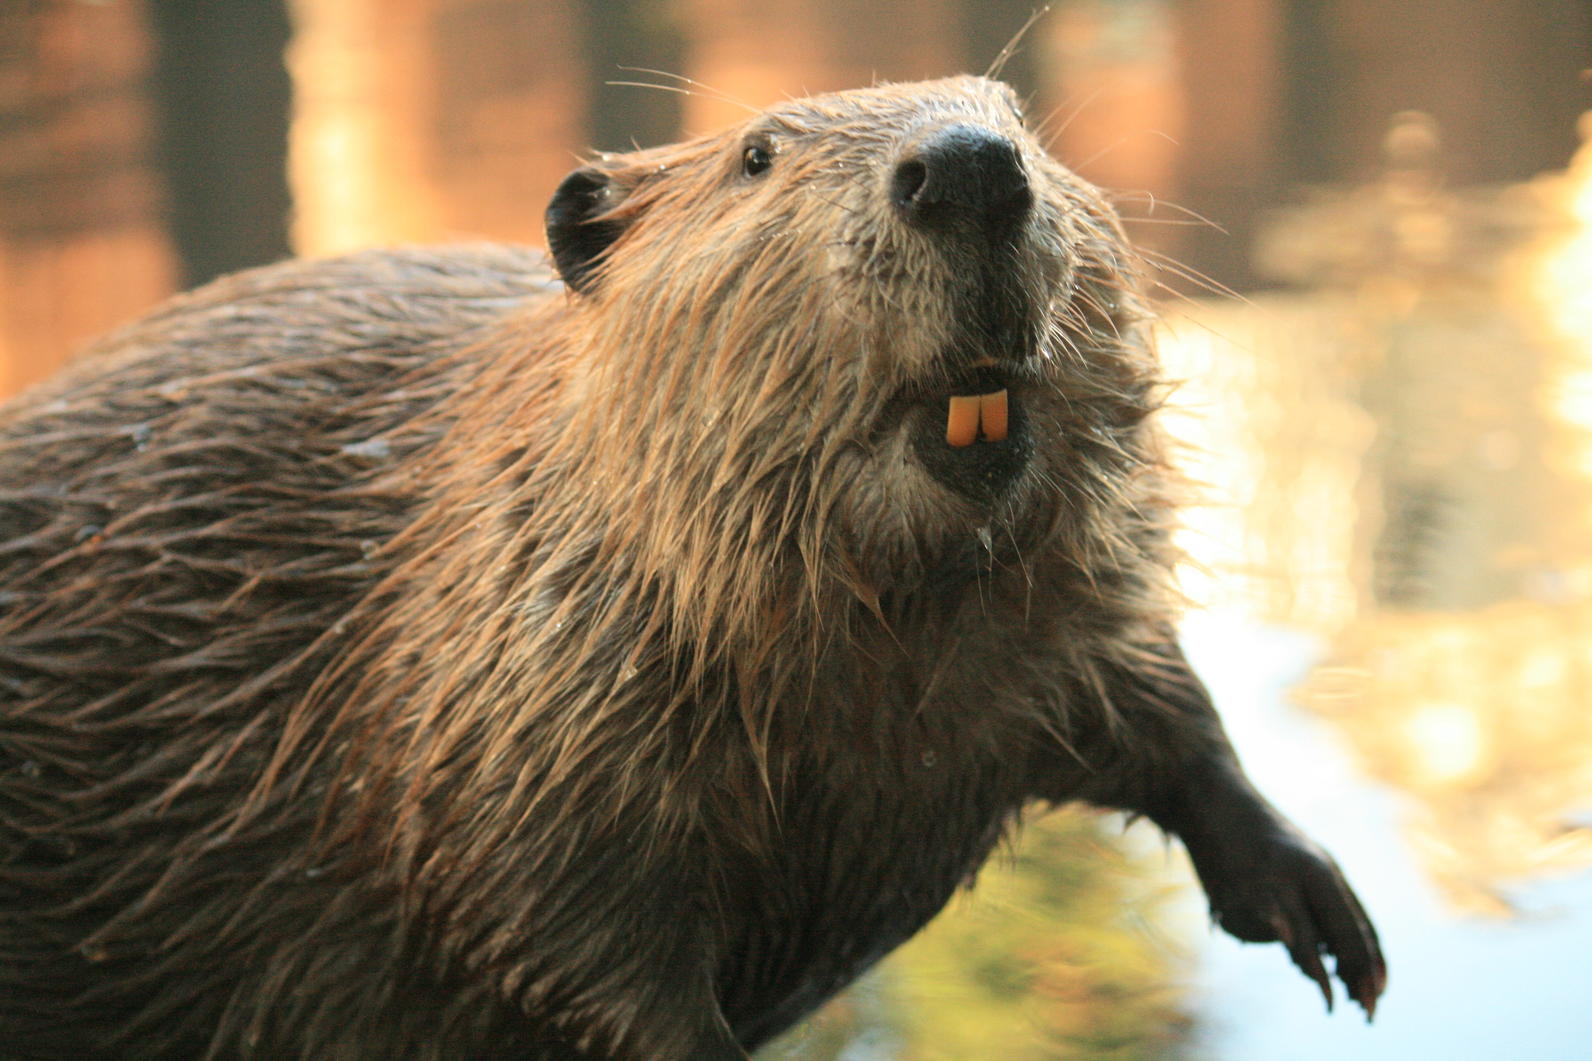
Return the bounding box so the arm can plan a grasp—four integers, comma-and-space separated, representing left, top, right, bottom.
890, 124, 1032, 236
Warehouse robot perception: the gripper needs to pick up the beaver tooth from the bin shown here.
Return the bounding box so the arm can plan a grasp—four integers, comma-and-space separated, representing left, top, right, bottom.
946, 395, 980, 447
979, 389, 1008, 442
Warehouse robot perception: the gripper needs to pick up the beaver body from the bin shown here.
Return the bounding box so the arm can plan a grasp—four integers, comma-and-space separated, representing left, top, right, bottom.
0, 78, 1383, 1059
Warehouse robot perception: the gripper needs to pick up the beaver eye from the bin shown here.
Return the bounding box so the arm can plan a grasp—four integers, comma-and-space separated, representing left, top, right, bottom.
741, 143, 774, 178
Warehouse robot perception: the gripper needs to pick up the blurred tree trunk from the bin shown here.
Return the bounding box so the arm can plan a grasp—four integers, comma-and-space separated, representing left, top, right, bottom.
147, 0, 294, 288
576, 0, 687, 153
1282, 0, 1591, 188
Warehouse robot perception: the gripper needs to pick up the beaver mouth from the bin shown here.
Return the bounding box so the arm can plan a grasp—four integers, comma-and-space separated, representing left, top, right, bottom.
889, 358, 1034, 503
943, 359, 1009, 446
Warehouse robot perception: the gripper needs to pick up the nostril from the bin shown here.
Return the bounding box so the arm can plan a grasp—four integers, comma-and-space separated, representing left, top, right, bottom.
890, 159, 928, 210
1003, 182, 1034, 216
890, 123, 1031, 236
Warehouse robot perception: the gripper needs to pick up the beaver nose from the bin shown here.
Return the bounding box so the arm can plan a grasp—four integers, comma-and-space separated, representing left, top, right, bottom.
890, 124, 1032, 236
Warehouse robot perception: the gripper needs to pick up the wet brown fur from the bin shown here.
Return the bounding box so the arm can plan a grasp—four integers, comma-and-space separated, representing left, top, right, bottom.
0, 78, 1381, 1059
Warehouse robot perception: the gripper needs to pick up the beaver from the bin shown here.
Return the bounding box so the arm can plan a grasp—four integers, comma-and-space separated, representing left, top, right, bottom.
0, 76, 1384, 1059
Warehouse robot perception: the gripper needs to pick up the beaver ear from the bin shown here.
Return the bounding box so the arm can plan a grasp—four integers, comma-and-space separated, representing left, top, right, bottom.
546, 165, 629, 294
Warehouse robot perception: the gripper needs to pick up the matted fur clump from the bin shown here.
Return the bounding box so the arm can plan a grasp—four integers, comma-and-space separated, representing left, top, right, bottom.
0, 77, 1383, 1059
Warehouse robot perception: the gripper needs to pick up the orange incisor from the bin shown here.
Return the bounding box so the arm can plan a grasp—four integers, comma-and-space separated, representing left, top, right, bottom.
945, 390, 1008, 447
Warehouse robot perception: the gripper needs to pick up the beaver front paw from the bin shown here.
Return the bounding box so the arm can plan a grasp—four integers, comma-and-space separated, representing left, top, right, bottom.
1199, 826, 1387, 1019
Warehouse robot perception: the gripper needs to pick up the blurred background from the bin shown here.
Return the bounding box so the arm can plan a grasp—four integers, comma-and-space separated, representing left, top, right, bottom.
3, 0, 1591, 1057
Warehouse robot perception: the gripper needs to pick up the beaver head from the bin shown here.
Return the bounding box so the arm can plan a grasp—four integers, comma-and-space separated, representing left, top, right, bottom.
538, 76, 1160, 604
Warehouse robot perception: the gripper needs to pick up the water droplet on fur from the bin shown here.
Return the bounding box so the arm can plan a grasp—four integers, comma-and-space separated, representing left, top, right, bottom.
73, 525, 102, 543
340, 437, 392, 460
129, 424, 153, 452
20, 760, 42, 778
921, 749, 938, 768
619, 663, 640, 683
977, 525, 993, 552
359, 540, 378, 558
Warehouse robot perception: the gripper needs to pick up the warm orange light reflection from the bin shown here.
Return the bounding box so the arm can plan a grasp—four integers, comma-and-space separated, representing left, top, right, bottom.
1157, 112, 1592, 915
1535, 114, 1592, 348
285, 0, 443, 256
1157, 299, 1369, 632
1533, 115, 1592, 498
1301, 605, 1592, 915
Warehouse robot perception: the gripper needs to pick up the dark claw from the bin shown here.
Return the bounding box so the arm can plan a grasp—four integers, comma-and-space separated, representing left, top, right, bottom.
1267, 897, 1332, 1010
1199, 828, 1387, 1019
